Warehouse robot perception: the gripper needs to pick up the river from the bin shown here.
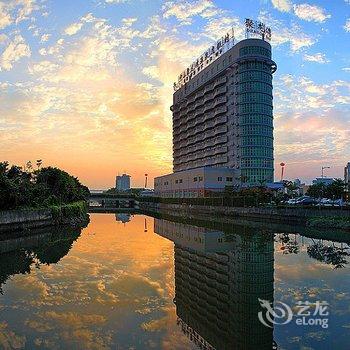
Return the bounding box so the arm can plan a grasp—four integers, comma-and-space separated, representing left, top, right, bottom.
0, 213, 349, 349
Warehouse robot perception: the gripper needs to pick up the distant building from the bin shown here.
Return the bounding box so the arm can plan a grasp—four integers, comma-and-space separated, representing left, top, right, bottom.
301, 184, 310, 196
116, 173, 131, 191
345, 162, 350, 197
293, 179, 308, 196
312, 177, 334, 186
294, 179, 301, 186
154, 21, 277, 197
139, 189, 154, 197
115, 213, 131, 223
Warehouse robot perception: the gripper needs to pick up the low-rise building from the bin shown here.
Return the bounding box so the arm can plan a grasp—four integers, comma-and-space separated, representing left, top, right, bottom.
154, 167, 240, 198
312, 177, 334, 186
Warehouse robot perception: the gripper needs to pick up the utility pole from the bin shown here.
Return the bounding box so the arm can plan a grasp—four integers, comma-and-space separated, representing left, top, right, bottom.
321, 166, 330, 179
144, 173, 148, 189
280, 162, 285, 182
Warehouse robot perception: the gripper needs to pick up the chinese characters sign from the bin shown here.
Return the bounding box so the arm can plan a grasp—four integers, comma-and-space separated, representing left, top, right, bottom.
245, 18, 272, 41
173, 28, 235, 92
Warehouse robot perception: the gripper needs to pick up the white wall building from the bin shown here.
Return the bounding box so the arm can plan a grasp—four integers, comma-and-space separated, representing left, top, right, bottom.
154, 167, 239, 198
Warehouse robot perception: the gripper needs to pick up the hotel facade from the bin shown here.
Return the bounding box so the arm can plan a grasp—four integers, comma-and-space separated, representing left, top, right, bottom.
155, 24, 277, 198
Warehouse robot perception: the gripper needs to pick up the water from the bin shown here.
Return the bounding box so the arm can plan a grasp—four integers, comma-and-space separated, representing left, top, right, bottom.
0, 213, 349, 349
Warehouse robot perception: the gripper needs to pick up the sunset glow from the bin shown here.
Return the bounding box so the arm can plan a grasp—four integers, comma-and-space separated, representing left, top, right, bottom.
0, 0, 349, 187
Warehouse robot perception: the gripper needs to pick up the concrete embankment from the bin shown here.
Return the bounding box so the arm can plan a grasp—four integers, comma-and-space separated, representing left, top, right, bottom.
0, 201, 89, 233
139, 201, 350, 226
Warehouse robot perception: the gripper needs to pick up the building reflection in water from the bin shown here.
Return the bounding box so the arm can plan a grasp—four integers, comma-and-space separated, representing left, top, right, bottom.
115, 213, 132, 223
154, 219, 275, 350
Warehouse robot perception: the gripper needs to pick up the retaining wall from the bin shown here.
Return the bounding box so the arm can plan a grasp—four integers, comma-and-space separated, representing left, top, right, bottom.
0, 209, 53, 233
139, 202, 350, 224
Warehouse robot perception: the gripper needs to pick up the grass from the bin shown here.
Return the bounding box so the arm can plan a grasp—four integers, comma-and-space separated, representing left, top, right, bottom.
307, 216, 350, 230
50, 201, 88, 221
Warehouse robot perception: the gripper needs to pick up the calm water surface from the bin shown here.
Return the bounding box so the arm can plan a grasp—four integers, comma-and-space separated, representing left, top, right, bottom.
0, 213, 349, 349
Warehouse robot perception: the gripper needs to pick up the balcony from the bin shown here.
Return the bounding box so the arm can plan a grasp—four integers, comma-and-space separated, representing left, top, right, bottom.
194, 107, 204, 118
203, 102, 214, 113
213, 76, 227, 88
213, 86, 227, 98
204, 83, 214, 94
213, 105, 227, 117
213, 96, 227, 108
203, 92, 214, 103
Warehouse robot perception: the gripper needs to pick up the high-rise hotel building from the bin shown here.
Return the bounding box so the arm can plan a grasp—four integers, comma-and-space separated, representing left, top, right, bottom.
155, 23, 277, 197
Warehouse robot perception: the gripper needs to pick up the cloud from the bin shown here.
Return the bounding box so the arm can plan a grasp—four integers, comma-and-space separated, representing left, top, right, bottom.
143, 65, 160, 80
0, 33, 8, 44
0, 322, 26, 349
0, 0, 42, 29
271, 0, 292, 12
162, 0, 215, 24
342, 67, 350, 72
303, 52, 329, 64
259, 12, 316, 52
104, 0, 129, 3
28, 60, 59, 74
64, 22, 84, 35
0, 34, 31, 71
344, 18, 350, 32
273, 74, 350, 179
0, 5, 12, 29
293, 4, 331, 23
40, 33, 50, 42
122, 17, 137, 26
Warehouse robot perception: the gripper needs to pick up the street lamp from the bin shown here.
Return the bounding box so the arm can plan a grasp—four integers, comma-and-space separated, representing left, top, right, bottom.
321, 166, 330, 179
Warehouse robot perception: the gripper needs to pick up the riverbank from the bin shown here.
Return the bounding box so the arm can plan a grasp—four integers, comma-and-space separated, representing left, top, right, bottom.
139, 201, 350, 231
0, 201, 89, 233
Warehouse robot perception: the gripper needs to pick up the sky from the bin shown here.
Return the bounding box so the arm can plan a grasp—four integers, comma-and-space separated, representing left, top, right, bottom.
0, 0, 349, 189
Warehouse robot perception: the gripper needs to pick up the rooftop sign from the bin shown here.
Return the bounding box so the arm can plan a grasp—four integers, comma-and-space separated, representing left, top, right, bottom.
173, 28, 235, 92
245, 18, 271, 41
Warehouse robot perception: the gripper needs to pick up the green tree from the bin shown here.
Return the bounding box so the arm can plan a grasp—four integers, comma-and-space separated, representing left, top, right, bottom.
324, 179, 345, 199
0, 162, 89, 210
306, 183, 326, 198
307, 179, 345, 200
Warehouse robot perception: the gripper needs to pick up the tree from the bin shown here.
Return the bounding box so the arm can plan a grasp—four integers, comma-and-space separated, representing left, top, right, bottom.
0, 162, 89, 210
307, 179, 345, 200
307, 183, 326, 198
35, 167, 90, 204
36, 159, 43, 170
324, 179, 345, 199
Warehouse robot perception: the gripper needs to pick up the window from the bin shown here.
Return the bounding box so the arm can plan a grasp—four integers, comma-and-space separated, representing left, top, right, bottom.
179, 179, 183, 183
175, 179, 178, 184
199, 176, 203, 181
226, 177, 233, 182
239, 46, 271, 58
193, 177, 198, 182
218, 177, 223, 182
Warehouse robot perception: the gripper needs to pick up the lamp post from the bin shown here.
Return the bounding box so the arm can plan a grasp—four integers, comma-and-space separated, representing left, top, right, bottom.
321, 166, 330, 179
